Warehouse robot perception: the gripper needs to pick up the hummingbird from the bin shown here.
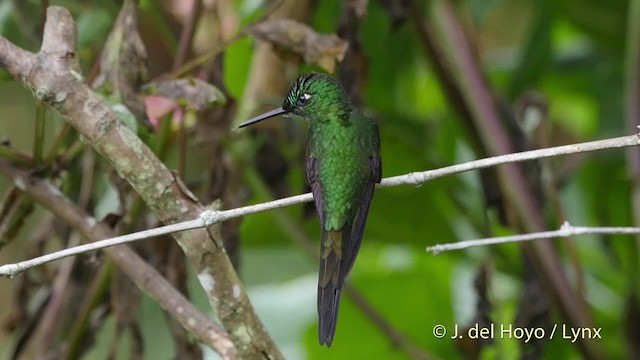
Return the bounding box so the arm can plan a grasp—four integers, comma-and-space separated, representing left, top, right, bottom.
239, 72, 382, 346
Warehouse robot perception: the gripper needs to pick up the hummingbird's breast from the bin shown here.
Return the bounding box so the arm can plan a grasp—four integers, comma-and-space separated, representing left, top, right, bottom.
308, 121, 373, 231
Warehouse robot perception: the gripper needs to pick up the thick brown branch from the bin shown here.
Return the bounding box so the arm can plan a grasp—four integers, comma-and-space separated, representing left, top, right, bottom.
0, 6, 281, 358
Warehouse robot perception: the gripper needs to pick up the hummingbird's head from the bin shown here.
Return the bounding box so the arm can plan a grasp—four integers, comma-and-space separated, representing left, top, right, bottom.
282, 72, 351, 120
238, 73, 351, 128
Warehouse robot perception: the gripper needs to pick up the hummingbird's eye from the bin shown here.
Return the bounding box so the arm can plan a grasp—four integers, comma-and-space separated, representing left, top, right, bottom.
297, 93, 311, 106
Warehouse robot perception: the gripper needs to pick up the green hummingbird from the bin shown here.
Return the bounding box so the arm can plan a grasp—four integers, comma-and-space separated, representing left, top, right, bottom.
239, 72, 382, 346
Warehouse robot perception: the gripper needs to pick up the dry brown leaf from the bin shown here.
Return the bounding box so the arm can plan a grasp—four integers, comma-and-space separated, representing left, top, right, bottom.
247, 19, 348, 73
147, 78, 226, 111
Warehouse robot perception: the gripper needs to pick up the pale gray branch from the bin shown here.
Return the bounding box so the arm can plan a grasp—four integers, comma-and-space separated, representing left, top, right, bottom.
426, 221, 640, 254
1, 133, 638, 275
381, 133, 640, 186
0, 217, 206, 277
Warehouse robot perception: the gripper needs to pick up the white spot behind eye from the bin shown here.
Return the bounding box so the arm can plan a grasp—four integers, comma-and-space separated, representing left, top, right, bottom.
297, 93, 312, 106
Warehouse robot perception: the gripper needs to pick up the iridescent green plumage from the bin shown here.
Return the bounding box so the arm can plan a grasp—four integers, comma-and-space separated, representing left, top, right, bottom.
239, 73, 382, 346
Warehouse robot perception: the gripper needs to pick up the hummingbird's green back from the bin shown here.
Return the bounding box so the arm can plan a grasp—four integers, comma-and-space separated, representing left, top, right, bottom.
308, 108, 380, 231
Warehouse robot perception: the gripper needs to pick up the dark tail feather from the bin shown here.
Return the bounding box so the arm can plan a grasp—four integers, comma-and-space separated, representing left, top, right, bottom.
318, 277, 342, 346
318, 227, 351, 346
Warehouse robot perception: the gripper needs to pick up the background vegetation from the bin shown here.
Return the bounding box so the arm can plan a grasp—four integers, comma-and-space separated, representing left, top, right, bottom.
0, 0, 638, 359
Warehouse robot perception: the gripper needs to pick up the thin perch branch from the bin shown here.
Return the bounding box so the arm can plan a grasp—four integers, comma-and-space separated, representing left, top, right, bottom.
381, 134, 640, 186
0, 217, 207, 277
426, 221, 640, 254
1, 133, 638, 276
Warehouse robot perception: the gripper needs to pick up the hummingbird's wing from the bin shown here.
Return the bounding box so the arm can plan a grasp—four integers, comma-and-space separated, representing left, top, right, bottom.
343, 123, 382, 277
306, 156, 324, 224
342, 153, 381, 278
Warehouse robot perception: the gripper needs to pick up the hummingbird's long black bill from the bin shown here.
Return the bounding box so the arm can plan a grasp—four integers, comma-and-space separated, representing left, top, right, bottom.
238, 107, 288, 128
